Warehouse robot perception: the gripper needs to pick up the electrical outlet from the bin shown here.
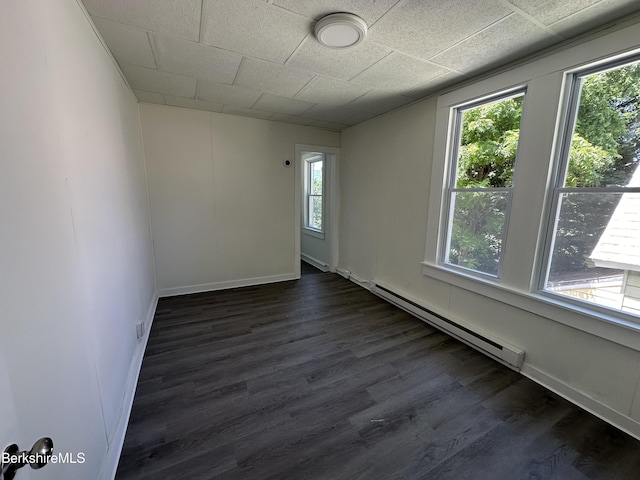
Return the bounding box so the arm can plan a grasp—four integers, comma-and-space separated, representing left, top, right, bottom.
135, 319, 144, 340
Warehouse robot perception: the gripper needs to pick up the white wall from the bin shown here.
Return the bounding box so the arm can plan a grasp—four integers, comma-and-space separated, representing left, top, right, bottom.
340, 24, 640, 438
140, 104, 340, 296
0, 1, 156, 478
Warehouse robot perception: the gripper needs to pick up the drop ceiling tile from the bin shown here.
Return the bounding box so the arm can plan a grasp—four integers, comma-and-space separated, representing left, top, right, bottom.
287, 37, 391, 80
405, 71, 463, 99
270, 113, 314, 126
272, 0, 400, 24
345, 89, 413, 115
351, 52, 450, 92
309, 120, 350, 131
92, 17, 156, 68
120, 63, 197, 97
234, 58, 315, 97
83, 0, 201, 41
150, 34, 242, 84
507, 0, 601, 26
252, 93, 315, 116
369, 0, 513, 60
341, 110, 378, 125
201, 0, 311, 63
197, 81, 263, 108
221, 106, 274, 120
166, 96, 224, 112
430, 14, 555, 74
549, 0, 640, 38
302, 104, 376, 124
295, 77, 371, 106
133, 90, 166, 104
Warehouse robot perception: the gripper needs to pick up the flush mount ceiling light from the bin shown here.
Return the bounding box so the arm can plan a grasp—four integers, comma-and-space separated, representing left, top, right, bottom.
314, 13, 368, 49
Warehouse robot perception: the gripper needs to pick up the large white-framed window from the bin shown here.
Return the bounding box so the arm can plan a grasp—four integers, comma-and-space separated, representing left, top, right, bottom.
304, 154, 324, 233
540, 55, 640, 317
423, 21, 640, 345
442, 90, 526, 278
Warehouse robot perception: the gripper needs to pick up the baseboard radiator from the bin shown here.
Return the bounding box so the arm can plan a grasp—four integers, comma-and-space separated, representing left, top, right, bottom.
372, 284, 525, 371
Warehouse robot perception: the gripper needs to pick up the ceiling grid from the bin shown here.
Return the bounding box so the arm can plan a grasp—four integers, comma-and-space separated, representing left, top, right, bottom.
81, 0, 640, 131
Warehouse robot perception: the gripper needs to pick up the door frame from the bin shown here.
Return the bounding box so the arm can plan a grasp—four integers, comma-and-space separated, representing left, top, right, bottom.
294, 144, 340, 278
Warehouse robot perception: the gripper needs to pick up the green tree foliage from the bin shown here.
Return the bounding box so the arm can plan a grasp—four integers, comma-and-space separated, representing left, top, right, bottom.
448, 96, 522, 274
456, 97, 522, 188
550, 64, 640, 277
567, 63, 640, 188
450, 63, 640, 276
448, 192, 508, 275
565, 134, 616, 187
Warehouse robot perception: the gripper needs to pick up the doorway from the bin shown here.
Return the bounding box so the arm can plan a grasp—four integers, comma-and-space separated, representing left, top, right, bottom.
294, 144, 340, 277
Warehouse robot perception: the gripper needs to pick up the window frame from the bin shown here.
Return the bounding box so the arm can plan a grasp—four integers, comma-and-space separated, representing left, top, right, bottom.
422, 24, 640, 348
537, 54, 640, 317
440, 89, 527, 279
304, 154, 325, 234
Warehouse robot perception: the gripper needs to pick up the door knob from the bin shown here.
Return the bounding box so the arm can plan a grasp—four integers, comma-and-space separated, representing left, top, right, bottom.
1, 437, 53, 480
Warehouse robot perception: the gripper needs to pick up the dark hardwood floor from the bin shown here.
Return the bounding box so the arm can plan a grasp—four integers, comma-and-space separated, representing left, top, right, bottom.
116, 262, 640, 479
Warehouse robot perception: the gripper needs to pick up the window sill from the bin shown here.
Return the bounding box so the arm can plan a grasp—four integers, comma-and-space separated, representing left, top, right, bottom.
302, 227, 325, 240
422, 261, 640, 351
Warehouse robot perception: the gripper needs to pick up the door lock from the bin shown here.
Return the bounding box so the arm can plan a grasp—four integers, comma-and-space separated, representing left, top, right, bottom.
1, 437, 53, 480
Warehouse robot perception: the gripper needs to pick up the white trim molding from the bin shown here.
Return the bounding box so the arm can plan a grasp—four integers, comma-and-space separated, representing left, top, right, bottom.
158, 273, 298, 298
99, 292, 159, 480
301, 254, 329, 272
521, 363, 640, 441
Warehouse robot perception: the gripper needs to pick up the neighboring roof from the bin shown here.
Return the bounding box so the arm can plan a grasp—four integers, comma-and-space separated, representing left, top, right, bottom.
591, 166, 640, 271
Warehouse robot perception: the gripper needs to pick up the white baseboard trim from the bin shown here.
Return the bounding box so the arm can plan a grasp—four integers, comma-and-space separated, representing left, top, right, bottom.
99, 292, 159, 480
301, 254, 329, 272
335, 267, 373, 290
340, 271, 640, 441
521, 363, 640, 441
158, 273, 298, 298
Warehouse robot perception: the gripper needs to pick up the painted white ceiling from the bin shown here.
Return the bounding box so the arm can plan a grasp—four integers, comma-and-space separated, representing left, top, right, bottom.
82, 0, 640, 131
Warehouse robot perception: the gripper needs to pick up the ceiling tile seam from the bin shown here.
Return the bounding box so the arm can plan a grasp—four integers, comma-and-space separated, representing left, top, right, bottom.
283, 33, 311, 66
146, 32, 159, 70
178, 39, 306, 71
292, 75, 319, 98
87, 13, 195, 43
407, 72, 463, 96
231, 57, 247, 86
496, 0, 565, 39
195, 79, 202, 101
298, 102, 317, 117
424, 12, 523, 62
248, 93, 266, 111
153, 34, 246, 64
342, 89, 380, 111
269, 3, 318, 21
345, 49, 395, 83
546, 0, 627, 31
363, 41, 465, 76
367, 0, 405, 29
345, 60, 458, 95
126, 62, 197, 83
292, 76, 374, 107
267, 0, 316, 23
197, 0, 206, 44
345, 87, 375, 105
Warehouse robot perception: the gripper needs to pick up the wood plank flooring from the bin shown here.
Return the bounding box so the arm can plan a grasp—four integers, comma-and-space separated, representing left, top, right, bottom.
116, 262, 640, 479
